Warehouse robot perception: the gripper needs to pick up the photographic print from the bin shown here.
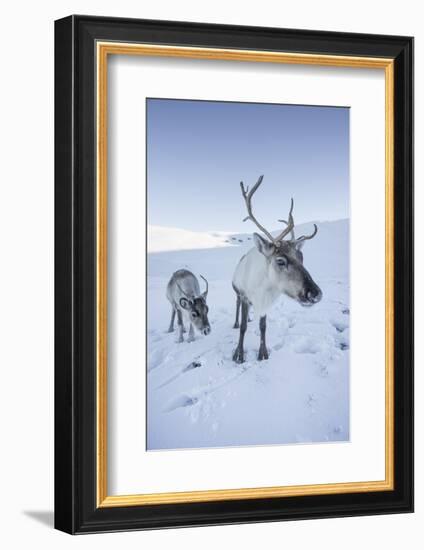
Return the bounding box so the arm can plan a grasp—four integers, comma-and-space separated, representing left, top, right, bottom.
146, 98, 350, 451
55, 18, 413, 532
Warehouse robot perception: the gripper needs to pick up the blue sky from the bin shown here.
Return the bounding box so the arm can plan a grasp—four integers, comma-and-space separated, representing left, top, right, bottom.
147, 99, 349, 232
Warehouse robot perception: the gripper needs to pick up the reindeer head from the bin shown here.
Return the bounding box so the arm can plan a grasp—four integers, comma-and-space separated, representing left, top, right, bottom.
240, 175, 322, 307
178, 275, 211, 335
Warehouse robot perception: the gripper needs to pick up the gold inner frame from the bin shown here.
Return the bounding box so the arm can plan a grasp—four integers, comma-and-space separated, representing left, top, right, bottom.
96, 42, 395, 508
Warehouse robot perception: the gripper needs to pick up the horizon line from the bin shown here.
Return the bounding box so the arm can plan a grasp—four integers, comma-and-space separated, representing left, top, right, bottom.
148, 216, 350, 235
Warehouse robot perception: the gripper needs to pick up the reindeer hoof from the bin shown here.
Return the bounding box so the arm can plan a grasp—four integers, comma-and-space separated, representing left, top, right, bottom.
233, 322, 239, 329
176, 336, 184, 344
167, 328, 174, 333
187, 335, 195, 343
258, 346, 269, 361
232, 347, 244, 363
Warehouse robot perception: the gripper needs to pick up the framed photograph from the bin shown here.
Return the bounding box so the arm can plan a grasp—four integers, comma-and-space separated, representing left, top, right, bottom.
55, 15, 413, 534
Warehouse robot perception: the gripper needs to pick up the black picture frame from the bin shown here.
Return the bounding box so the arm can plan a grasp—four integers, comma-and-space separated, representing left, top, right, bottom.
55, 14, 413, 534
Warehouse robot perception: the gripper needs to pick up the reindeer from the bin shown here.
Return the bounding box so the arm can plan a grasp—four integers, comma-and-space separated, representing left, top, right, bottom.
166, 269, 211, 343
232, 175, 322, 363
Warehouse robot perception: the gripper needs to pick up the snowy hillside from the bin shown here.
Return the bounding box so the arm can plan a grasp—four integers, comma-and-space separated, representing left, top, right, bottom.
148, 225, 233, 252
147, 219, 350, 450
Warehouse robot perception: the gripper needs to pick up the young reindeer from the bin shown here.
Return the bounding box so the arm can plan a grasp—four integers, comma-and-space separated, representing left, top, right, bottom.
166, 269, 211, 343
232, 175, 322, 363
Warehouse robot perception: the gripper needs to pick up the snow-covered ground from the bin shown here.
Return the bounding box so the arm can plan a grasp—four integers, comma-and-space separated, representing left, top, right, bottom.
148, 225, 233, 252
147, 220, 350, 450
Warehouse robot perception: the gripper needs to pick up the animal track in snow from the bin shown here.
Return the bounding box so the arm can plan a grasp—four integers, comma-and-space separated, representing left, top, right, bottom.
272, 342, 284, 351
307, 393, 318, 407
288, 318, 297, 329
293, 337, 322, 354
335, 330, 349, 351
164, 394, 199, 412
318, 365, 329, 377
332, 320, 348, 333
183, 361, 202, 372
160, 356, 254, 416
155, 361, 202, 390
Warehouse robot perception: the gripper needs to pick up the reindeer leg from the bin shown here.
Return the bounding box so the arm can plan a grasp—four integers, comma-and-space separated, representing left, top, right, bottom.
176, 310, 184, 343
233, 301, 248, 363
258, 315, 269, 360
233, 294, 241, 329
167, 308, 176, 333
187, 323, 195, 343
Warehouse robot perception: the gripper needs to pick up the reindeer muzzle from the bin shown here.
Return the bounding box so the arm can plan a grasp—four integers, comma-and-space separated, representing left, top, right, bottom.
298, 284, 322, 307
305, 287, 322, 305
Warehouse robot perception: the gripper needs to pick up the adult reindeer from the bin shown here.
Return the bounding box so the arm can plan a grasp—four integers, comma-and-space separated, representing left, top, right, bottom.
232, 175, 322, 363
167, 269, 211, 343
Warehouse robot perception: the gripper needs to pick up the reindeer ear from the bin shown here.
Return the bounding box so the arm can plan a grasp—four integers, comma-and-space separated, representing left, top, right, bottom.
253, 233, 275, 257
179, 297, 192, 310
295, 240, 305, 251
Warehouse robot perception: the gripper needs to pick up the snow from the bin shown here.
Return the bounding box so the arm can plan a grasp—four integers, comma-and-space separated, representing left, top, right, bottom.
147, 219, 350, 450
148, 225, 233, 252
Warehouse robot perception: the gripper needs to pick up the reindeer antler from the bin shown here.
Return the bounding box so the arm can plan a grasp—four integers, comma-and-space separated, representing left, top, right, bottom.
240, 175, 295, 246
199, 275, 208, 299
277, 219, 318, 243
240, 176, 275, 243
273, 198, 295, 243
296, 224, 318, 243
277, 218, 295, 240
